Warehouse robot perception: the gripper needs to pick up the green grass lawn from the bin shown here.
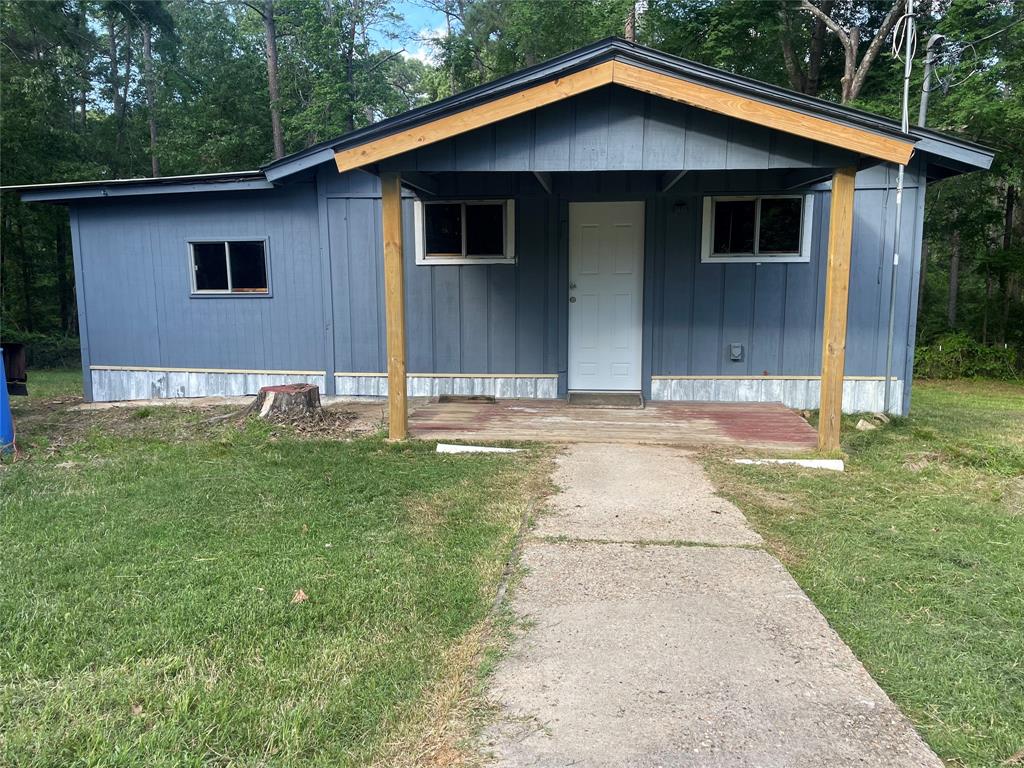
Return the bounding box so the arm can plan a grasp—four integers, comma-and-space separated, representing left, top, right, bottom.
707, 379, 1024, 767
6, 372, 1022, 766
18, 366, 84, 400
1, 371, 549, 766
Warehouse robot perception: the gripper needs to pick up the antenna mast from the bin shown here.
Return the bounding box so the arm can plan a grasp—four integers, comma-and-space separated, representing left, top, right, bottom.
883, 0, 917, 415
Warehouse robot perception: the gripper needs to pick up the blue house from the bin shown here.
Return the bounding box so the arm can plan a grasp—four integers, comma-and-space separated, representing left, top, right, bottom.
17, 39, 992, 449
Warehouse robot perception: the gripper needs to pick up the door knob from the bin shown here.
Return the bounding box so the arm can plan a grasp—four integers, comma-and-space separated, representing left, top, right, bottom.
569, 282, 577, 289
569, 296, 577, 303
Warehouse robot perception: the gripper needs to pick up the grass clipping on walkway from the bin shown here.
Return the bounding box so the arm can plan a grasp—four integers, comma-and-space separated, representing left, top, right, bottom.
1, 387, 550, 766
706, 379, 1024, 768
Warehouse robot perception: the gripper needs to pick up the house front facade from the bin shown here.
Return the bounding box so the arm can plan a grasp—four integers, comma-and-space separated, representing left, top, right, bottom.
17, 39, 992, 447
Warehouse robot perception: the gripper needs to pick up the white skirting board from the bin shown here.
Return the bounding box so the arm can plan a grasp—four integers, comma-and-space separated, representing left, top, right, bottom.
90, 368, 326, 402
334, 374, 559, 399
649, 377, 904, 415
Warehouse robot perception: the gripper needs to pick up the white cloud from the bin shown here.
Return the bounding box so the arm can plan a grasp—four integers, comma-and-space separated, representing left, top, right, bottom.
402, 23, 449, 66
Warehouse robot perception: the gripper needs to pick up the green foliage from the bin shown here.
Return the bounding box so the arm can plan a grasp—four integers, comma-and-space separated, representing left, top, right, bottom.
915, 332, 1019, 380
0, 329, 81, 369
0, 0, 432, 335
2, 0, 1022, 364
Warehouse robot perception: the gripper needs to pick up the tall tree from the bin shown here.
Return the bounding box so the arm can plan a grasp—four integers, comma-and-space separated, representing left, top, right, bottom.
141, 22, 159, 175
261, 0, 285, 159
778, 1, 831, 96
799, 0, 907, 103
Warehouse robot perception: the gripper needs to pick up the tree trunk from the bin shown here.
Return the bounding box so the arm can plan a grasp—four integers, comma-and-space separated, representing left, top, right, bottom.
947, 231, 960, 329
624, 2, 636, 42
779, 1, 830, 95
263, 0, 285, 159
999, 271, 1011, 346
344, 7, 358, 132
1000, 185, 1015, 344
444, 5, 455, 94
840, 26, 859, 103
779, 9, 805, 92
1004, 184, 1015, 250
917, 240, 928, 323
805, 1, 830, 97
114, 28, 133, 155
800, 0, 905, 104
76, 2, 88, 130
982, 263, 992, 344
107, 14, 121, 133
142, 23, 160, 177
17, 217, 34, 333
55, 218, 71, 333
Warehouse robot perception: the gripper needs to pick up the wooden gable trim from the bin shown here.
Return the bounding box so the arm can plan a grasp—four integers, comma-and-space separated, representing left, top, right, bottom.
334, 61, 615, 172
333, 59, 914, 173
610, 62, 913, 165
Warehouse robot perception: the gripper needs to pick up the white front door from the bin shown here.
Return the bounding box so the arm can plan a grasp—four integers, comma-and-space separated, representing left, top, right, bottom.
568, 201, 645, 392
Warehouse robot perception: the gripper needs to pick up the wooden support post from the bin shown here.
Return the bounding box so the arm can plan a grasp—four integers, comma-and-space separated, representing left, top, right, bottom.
381, 171, 408, 440
818, 166, 857, 453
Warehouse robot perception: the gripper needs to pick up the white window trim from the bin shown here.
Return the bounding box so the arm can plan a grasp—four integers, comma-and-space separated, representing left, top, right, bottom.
701, 194, 814, 264
188, 238, 271, 296
414, 199, 516, 265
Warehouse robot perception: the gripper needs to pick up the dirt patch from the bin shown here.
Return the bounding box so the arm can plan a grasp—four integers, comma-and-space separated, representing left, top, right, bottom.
242, 407, 360, 439
373, 623, 491, 768
5, 395, 388, 462
903, 451, 943, 472
1003, 476, 1024, 516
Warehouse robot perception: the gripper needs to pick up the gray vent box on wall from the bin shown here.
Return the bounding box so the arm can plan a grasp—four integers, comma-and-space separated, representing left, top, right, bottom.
729, 343, 744, 362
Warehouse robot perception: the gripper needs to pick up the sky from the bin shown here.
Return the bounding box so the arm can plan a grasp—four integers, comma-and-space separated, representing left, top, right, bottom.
376, 0, 450, 65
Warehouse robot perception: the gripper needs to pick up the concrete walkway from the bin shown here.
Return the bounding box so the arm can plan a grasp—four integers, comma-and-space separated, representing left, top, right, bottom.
482, 444, 941, 767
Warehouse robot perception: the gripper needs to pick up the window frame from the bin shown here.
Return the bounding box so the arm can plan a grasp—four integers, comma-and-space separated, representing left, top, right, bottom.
700, 194, 814, 264
413, 199, 516, 265
188, 237, 272, 297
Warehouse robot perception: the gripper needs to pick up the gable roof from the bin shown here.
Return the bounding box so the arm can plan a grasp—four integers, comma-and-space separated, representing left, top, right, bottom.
10, 38, 993, 203
266, 37, 992, 180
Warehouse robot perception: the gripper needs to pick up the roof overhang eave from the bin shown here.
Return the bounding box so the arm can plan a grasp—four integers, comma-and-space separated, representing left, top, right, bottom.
7, 172, 273, 203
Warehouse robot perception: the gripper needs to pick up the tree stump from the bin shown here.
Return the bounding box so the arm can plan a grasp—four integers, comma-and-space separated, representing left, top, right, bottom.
251, 383, 321, 419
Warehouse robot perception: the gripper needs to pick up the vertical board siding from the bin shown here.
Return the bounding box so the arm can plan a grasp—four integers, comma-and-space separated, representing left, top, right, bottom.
76, 184, 325, 373
326, 190, 560, 376
750, 265, 787, 374
649, 165, 923, 384
390, 85, 857, 173
328, 196, 386, 372
72, 150, 923, 415
721, 264, 756, 373
514, 196, 551, 373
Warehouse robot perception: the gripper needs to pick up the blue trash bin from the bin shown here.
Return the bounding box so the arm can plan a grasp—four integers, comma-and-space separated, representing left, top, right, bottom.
1, 348, 15, 453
